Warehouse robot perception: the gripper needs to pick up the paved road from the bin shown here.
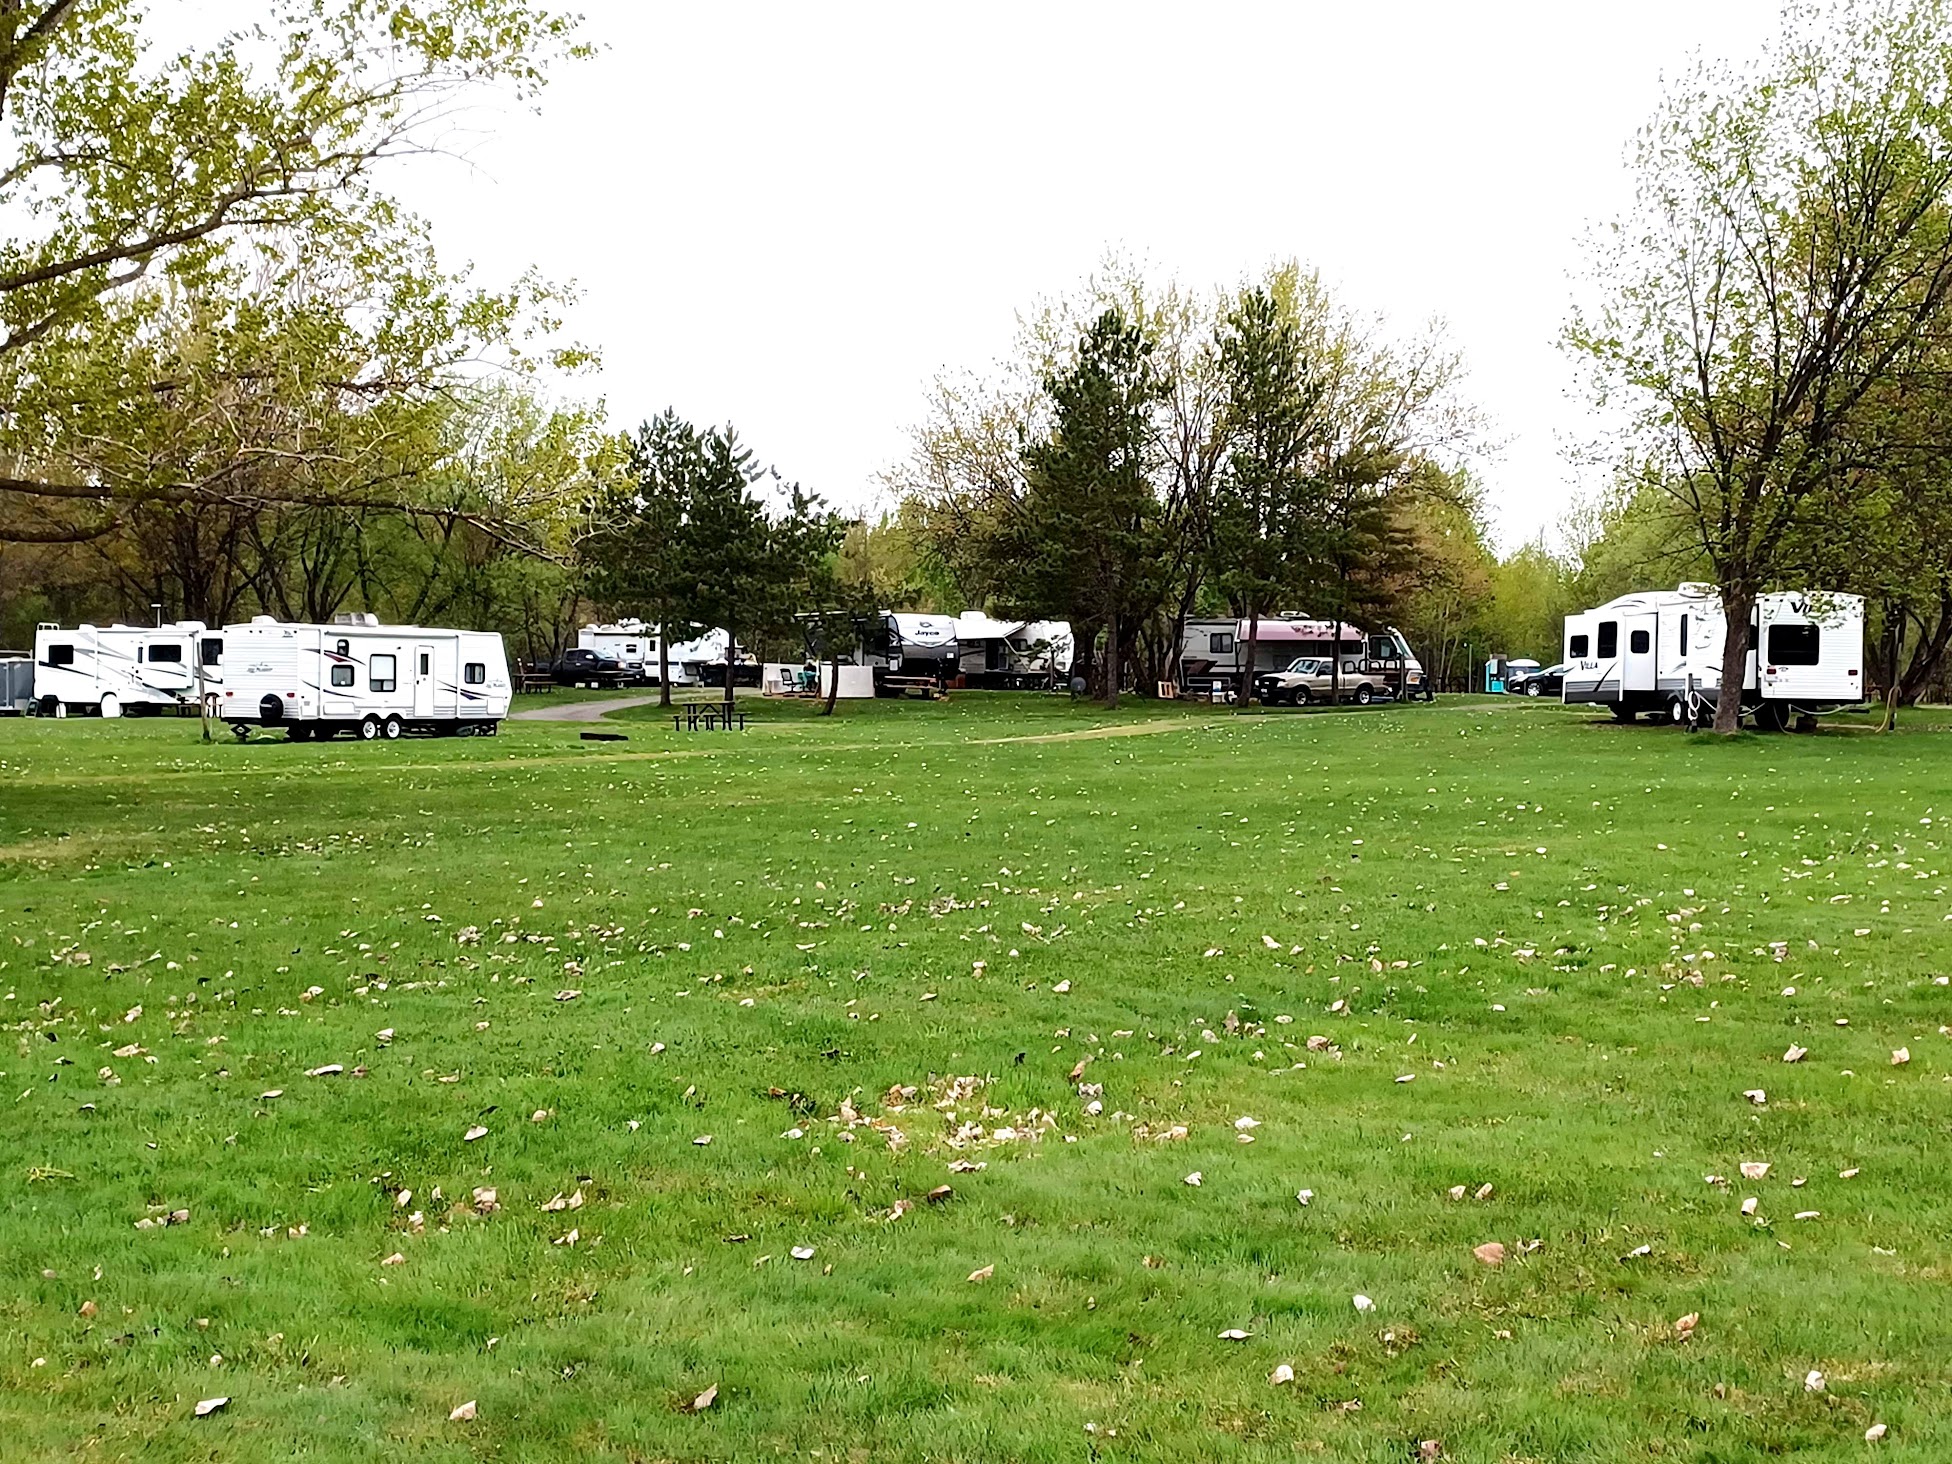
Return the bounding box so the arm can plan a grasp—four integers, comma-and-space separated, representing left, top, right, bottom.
511, 694, 665, 722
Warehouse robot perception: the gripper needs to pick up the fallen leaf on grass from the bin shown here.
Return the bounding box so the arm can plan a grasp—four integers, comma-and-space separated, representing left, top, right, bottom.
1782, 1045, 1808, 1063
381, 1252, 406, 1266
306, 1064, 343, 1078
1295, 1189, 1313, 1206
1674, 1312, 1699, 1342
554, 990, 582, 1002
693, 1135, 713, 1146
449, 1400, 476, 1422
1891, 1047, 1910, 1066
967, 1264, 993, 1282
691, 1383, 717, 1412
194, 1397, 228, 1418
926, 1185, 953, 1204
1741, 1197, 1759, 1216
1269, 1362, 1294, 1385
791, 1246, 816, 1260
1866, 1423, 1888, 1441
1475, 1183, 1494, 1201
1217, 1328, 1251, 1340
1472, 1242, 1506, 1267
1804, 1369, 1824, 1393
463, 1126, 488, 1143
1742, 1089, 1767, 1105
471, 1188, 499, 1214
1183, 1172, 1202, 1187
1740, 1162, 1770, 1180
1352, 1294, 1375, 1313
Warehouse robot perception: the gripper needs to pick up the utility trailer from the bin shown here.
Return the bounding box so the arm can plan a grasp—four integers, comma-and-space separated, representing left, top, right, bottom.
0, 655, 34, 714
217, 614, 510, 741
1561, 583, 1863, 729
30, 620, 220, 717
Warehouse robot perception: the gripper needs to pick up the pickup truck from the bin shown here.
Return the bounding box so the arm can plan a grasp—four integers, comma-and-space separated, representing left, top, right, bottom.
1254, 656, 1385, 706
545, 647, 628, 687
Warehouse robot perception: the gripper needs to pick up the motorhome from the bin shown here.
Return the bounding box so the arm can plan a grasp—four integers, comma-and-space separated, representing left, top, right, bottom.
670, 627, 758, 688
31, 620, 220, 717
577, 619, 698, 686
216, 614, 511, 740
1179, 617, 1429, 701
953, 613, 1074, 688
1561, 583, 1864, 728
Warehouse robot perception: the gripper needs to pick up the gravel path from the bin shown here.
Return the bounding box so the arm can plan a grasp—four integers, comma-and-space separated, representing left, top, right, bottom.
511, 694, 665, 722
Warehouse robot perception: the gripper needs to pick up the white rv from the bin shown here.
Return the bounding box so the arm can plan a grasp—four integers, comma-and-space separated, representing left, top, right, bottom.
577, 619, 698, 686
1562, 583, 1864, 728
216, 615, 510, 740
669, 627, 758, 688
953, 613, 1074, 688
1179, 617, 1429, 701
31, 620, 220, 717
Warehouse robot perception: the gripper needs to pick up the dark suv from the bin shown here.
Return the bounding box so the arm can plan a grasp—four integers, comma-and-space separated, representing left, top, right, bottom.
547, 647, 627, 687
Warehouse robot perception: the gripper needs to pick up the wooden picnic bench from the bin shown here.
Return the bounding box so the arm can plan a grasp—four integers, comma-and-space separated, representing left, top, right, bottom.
673, 703, 748, 732
879, 675, 945, 700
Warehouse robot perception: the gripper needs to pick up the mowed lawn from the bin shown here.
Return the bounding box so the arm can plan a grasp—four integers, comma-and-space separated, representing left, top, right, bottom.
2, 694, 1949, 1463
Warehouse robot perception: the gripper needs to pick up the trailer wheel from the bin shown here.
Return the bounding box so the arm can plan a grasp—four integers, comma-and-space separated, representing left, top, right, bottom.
1355, 685, 1374, 705
1753, 701, 1789, 733
36, 696, 56, 717
358, 715, 381, 741
382, 715, 403, 741
1669, 698, 1686, 724
99, 693, 120, 719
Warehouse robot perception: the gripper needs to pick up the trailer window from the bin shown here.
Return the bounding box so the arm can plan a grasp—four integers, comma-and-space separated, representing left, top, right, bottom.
201, 638, 222, 666
330, 664, 354, 688
1209, 632, 1234, 654
370, 653, 397, 693
149, 643, 183, 663
1767, 623, 1821, 665
336, 639, 350, 657
1629, 629, 1650, 654
1597, 621, 1618, 657
464, 662, 486, 685
418, 653, 430, 675
1569, 634, 1588, 657
46, 643, 74, 666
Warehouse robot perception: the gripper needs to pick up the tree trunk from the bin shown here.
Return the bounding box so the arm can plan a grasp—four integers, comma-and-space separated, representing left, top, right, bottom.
657, 618, 672, 708
1104, 605, 1120, 709
723, 622, 736, 720
822, 614, 842, 717
1712, 587, 1755, 734
1240, 609, 1260, 708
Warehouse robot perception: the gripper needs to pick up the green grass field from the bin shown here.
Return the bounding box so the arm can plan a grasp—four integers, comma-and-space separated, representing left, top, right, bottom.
3, 693, 1949, 1462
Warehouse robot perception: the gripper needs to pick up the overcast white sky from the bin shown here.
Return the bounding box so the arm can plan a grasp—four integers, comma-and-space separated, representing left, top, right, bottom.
388, 0, 1787, 552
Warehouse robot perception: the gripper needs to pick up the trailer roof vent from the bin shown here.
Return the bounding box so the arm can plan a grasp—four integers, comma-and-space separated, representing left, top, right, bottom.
250, 615, 278, 625
332, 612, 379, 627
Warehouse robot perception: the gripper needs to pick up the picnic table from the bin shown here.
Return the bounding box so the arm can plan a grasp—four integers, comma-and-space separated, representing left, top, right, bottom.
674, 703, 748, 732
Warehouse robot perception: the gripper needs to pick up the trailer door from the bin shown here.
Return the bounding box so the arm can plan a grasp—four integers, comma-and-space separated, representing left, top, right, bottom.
1621, 612, 1657, 695
414, 644, 437, 717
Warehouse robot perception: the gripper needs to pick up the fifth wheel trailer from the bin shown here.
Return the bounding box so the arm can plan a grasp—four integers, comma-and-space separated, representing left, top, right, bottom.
217, 615, 510, 740
1561, 584, 1864, 728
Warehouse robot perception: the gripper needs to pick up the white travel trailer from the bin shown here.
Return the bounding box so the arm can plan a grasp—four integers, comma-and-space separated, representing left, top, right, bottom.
670, 627, 758, 687
1562, 583, 1864, 728
953, 613, 1074, 688
31, 620, 220, 717
577, 619, 698, 686
216, 614, 510, 740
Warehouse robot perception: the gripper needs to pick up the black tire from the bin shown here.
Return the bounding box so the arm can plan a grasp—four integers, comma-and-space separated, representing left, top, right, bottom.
1355, 685, 1374, 705
36, 696, 57, 718
1669, 699, 1686, 725
1526, 681, 1543, 697
1295, 687, 1312, 707
358, 715, 381, 741
1753, 701, 1789, 733
382, 714, 404, 741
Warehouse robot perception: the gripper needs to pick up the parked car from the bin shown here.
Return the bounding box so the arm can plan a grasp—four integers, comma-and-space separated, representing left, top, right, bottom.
546, 647, 628, 687
1254, 656, 1385, 706
1507, 662, 1570, 697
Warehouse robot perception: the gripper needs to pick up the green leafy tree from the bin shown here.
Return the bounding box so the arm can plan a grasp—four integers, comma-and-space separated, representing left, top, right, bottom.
0, 0, 587, 543
1568, 0, 1952, 732
1209, 284, 1326, 702
586, 412, 701, 707
1014, 308, 1169, 708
